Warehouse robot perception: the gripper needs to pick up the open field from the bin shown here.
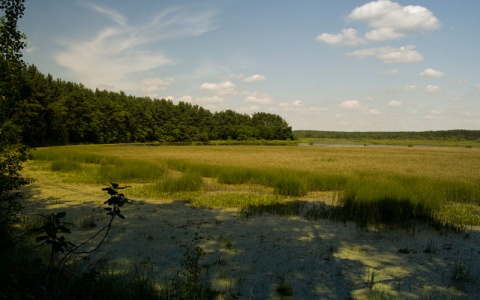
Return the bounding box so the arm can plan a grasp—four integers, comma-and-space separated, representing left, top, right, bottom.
20, 144, 480, 298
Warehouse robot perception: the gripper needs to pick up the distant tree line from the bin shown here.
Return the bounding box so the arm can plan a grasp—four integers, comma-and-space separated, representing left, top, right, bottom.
0, 65, 294, 147
294, 130, 480, 141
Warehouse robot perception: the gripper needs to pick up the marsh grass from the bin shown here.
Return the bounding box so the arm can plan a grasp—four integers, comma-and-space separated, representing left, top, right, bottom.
30, 144, 480, 229
95, 159, 167, 183
451, 261, 470, 283
341, 174, 443, 226
191, 193, 280, 209
34, 147, 167, 184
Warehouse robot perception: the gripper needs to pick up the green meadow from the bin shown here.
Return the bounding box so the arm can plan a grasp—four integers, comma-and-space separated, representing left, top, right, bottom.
30, 143, 480, 230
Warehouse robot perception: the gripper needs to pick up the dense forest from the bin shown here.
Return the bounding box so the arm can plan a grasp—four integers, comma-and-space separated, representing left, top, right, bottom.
0, 64, 294, 147
294, 130, 480, 141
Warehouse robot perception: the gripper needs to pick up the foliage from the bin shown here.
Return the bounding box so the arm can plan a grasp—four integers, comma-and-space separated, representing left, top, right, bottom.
16, 183, 131, 299
0, 65, 294, 146
294, 129, 480, 142
0, 136, 32, 240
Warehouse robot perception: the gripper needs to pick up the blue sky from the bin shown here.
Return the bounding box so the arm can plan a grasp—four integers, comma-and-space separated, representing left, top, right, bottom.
20, 0, 480, 131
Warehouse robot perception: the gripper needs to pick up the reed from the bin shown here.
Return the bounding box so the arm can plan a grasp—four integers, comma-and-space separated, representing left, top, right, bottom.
30, 144, 480, 228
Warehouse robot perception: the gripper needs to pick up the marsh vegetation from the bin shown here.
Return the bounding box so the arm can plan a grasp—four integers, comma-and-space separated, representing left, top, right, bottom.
31, 144, 480, 230
5, 143, 480, 299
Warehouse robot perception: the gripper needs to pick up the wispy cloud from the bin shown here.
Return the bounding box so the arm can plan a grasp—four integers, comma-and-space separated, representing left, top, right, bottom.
85, 3, 128, 26
55, 3, 218, 92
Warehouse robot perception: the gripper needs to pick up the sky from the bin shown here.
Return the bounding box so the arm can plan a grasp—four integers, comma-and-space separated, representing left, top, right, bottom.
19, 0, 480, 131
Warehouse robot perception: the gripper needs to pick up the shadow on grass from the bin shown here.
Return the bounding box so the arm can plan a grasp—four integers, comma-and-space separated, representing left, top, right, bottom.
11, 184, 480, 299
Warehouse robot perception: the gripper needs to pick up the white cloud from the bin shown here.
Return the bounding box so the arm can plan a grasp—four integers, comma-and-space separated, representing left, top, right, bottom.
340, 100, 361, 110
55, 4, 217, 92
388, 100, 403, 107
347, 0, 441, 41
140, 77, 174, 92
419, 68, 445, 78
382, 69, 398, 75
316, 28, 366, 46
243, 92, 273, 104
200, 81, 237, 95
347, 45, 423, 64
365, 27, 406, 41
85, 3, 128, 26
367, 109, 381, 115
425, 85, 440, 93
178, 95, 193, 102
243, 74, 267, 82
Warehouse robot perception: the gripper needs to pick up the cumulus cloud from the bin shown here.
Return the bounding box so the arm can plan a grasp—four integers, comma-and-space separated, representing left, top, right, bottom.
243, 74, 267, 82
388, 100, 403, 107
340, 100, 362, 110
200, 81, 237, 95
55, 4, 217, 92
347, 0, 441, 41
425, 85, 440, 93
316, 28, 366, 46
243, 92, 274, 104
347, 45, 423, 64
316, 0, 440, 45
419, 68, 445, 78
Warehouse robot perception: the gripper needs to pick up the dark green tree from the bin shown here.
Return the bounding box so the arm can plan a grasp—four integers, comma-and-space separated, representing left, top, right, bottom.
0, 0, 32, 240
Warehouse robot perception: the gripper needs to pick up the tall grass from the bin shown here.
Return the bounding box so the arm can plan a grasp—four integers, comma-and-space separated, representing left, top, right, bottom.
34, 147, 167, 184
341, 174, 443, 226
30, 144, 480, 228
95, 159, 167, 183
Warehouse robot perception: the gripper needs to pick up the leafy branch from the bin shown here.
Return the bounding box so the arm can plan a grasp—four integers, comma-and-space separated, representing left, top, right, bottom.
32, 183, 132, 272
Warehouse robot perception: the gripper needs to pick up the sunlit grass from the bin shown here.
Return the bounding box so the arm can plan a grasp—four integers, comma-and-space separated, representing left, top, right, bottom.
30, 144, 480, 228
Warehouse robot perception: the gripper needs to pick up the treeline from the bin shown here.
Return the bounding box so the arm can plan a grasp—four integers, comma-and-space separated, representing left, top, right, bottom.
294, 130, 480, 141
1, 65, 294, 147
